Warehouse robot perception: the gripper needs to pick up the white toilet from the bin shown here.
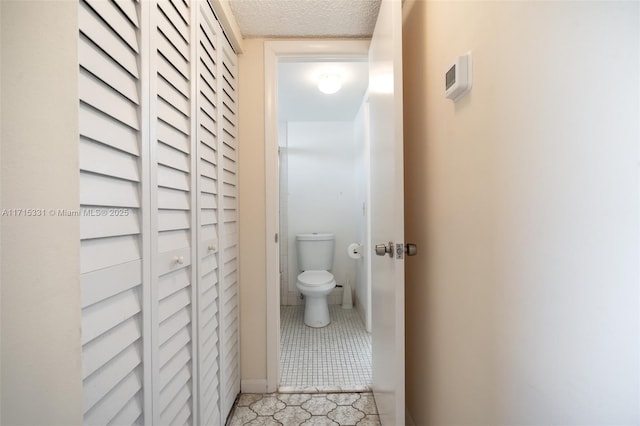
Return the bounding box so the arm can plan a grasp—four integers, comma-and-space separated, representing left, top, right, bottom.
296, 233, 336, 327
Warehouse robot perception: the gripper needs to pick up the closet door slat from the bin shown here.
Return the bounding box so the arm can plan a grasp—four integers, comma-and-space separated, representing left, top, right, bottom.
84, 0, 139, 53
78, 3, 145, 424
83, 370, 144, 425
113, 0, 140, 28
152, 1, 196, 424
79, 72, 139, 130
79, 1, 139, 78
79, 105, 139, 156
196, 3, 224, 424
218, 31, 240, 422
79, 36, 139, 104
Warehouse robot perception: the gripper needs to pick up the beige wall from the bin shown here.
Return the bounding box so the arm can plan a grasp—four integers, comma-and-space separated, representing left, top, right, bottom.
1, 1, 82, 424
238, 38, 268, 383
403, 1, 639, 424
0, 2, 3, 420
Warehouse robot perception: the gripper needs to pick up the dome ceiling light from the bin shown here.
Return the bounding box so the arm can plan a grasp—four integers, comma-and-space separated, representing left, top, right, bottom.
317, 73, 342, 94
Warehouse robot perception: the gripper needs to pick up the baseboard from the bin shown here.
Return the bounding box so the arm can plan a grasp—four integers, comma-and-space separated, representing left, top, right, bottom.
241, 379, 268, 394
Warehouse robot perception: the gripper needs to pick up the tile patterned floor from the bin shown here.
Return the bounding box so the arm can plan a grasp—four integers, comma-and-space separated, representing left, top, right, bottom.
280, 305, 372, 392
227, 392, 381, 426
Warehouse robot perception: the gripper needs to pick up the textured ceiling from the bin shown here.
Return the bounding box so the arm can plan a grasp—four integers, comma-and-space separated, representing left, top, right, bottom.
228, 0, 382, 38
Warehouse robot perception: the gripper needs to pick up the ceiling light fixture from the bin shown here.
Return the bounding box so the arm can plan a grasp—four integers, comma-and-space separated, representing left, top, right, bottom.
317, 73, 342, 94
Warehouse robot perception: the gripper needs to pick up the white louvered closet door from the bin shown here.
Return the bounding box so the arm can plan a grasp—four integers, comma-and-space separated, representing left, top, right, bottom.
218, 34, 240, 420
79, 0, 238, 425
196, 2, 223, 424
150, 0, 198, 424
79, 0, 147, 424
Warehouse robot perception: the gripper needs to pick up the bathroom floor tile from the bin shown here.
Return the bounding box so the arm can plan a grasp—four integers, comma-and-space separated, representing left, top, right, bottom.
280, 305, 371, 390
277, 393, 313, 406
227, 392, 379, 426
352, 395, 377, 415
327, 406, 365, 425
301, 397, 337, 416
326, 393, 360, 406
273, 405, 312, 425
250, 396, 286, 416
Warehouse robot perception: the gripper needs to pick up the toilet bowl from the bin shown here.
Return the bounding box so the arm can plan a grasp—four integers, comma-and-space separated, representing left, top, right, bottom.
296, 233, 336, 327
296, 270, 336, 327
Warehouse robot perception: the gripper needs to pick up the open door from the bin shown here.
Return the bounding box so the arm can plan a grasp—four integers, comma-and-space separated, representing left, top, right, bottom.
369, 0, 405, 425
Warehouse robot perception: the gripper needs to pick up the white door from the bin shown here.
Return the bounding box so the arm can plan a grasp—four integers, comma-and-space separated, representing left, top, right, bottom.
369, 0, 405, 425
79, 0, 239, 423
218, 33, 241, 420
78, 0, 148, 423
151, 1, 198, 423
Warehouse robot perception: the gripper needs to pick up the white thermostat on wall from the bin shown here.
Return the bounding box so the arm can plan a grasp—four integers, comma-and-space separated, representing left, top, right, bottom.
445, 51, 472, 102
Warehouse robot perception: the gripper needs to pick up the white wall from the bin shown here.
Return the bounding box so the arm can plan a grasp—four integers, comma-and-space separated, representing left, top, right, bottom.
1, 1, 82, 424
403, 1, 639, 424
279, 123, 290, 306
285, 121, 360, 304
353, 102, 371, 330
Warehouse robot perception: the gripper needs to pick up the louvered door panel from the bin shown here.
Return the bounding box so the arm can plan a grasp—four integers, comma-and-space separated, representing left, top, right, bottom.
78, 0, 145, 425
80, 1, 239, 424
218, 35, 240, 420
152, 1, 196, 424
196, 2, 222, 424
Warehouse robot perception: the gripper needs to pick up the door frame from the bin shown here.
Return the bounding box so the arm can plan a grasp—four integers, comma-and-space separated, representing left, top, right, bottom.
264, 39, 371, 392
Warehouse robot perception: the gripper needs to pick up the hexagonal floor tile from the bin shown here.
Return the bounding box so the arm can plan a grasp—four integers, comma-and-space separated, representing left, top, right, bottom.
327, 406, 365, 425
301, 397, 338, 416
277, 393, 312, 406
250, 396, 286, 416
356, 414, 382, 426
326, 393, 361, 406
238, 394, 265, 407
228, 406, 257, 426
352, 394, 377, 415
273, 405, 312, 426
300, 416, 339, 426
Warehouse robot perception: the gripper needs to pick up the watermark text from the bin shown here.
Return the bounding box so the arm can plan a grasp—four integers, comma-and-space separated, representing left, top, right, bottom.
1, 208, 131, 217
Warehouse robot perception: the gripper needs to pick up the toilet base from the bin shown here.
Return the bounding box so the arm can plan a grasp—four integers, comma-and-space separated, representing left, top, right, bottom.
303, 295, 330, 328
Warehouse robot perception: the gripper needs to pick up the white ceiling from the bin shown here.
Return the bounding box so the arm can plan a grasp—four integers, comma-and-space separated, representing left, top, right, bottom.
229, 0, 372, 121
278, 60, 369, 122
228, 0, 382, 38
229, 0, 375, 122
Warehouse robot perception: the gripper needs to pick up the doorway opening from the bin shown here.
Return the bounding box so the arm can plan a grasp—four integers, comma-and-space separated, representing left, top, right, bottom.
264, 40, 372, 393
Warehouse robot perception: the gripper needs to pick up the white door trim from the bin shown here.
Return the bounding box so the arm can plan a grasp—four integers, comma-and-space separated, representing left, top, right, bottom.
264, 39, 370, 392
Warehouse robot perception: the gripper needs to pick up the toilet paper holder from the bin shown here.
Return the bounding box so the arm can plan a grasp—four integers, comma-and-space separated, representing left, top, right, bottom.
348, 243, 363, 259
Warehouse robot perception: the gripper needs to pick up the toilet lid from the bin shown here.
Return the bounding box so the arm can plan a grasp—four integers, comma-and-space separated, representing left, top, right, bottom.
297, 270, 334, 286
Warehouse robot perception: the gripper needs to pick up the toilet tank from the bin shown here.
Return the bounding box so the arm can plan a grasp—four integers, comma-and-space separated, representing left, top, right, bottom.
296, 233, 335, 271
